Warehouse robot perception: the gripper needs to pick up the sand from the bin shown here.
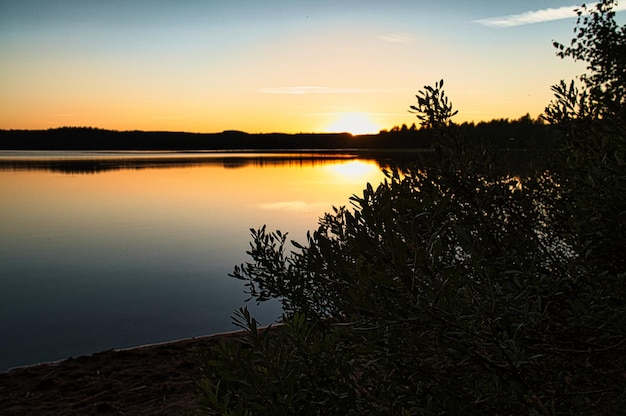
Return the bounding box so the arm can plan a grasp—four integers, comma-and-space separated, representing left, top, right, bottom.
0, 332, 243, 416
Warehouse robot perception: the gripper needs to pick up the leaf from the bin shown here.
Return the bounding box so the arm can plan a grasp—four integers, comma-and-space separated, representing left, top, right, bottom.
453, 224, 478, 256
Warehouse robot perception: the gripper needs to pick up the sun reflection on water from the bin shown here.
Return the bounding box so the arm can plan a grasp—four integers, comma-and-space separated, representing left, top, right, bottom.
326, 160, 380, 181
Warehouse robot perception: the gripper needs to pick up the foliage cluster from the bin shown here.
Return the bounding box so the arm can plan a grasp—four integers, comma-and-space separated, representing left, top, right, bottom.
544, 0, 626, 279
549, 0, 626, 123
381, 114, 557, 152
195, 2, 625, 414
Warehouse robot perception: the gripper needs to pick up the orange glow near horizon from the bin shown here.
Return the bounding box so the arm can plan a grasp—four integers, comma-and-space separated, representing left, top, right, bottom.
0, 157, 387, 241
0, 2, 595, 134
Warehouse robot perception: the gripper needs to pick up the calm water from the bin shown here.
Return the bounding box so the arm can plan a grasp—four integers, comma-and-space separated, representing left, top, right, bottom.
0, 151, 388, 371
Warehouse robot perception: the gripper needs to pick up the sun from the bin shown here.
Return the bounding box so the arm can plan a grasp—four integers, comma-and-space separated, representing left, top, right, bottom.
325, 112, 380, 135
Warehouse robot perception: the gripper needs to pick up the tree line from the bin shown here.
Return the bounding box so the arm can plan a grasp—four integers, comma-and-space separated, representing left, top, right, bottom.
1, 116, 558, 151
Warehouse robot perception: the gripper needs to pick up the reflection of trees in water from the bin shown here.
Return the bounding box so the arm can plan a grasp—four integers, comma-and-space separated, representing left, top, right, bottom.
0, 149, 540, 176
0, 154, 370, 175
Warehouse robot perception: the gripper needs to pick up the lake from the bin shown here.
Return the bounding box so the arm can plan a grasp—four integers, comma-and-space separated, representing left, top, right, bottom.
0, 151, 389, 371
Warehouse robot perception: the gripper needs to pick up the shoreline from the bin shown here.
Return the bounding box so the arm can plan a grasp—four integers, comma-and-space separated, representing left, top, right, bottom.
2, 328, 250, 374
0, 329, 252, 415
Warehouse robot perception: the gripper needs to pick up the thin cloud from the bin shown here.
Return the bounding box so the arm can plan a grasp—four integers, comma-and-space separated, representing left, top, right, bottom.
379, 33, 416, 44
155, 115, 185, 120
475, 2, 626, 28
259, 201, 313, 212
259, 86, 396, 95
283, 110, 405, 117
259, 86, 365, 95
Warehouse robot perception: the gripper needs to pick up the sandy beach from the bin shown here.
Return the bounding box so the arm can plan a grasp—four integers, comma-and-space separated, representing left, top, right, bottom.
0, 331, 244, 416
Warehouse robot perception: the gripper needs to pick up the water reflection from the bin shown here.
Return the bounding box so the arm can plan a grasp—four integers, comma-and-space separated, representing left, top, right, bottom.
0, 151, 365, 174
0, 152, 388, 371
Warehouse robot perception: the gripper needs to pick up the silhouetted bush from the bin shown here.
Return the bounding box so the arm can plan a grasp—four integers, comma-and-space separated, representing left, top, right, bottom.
194, 3, 625, 413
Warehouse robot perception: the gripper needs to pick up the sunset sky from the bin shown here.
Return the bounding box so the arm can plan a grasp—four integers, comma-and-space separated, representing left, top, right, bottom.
2, 1, 624, 134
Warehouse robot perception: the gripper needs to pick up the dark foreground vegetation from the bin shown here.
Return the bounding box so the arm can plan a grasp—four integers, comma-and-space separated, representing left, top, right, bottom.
193, 2, 625, 415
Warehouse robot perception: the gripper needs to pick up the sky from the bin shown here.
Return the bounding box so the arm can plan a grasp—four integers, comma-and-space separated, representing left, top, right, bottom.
1, 1, 625, 134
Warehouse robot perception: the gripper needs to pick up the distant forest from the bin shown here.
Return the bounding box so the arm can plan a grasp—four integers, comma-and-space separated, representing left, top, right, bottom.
0, 114, 557, 151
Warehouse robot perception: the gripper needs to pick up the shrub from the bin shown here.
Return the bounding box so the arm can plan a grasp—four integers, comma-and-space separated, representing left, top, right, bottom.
195, 2, 625, 414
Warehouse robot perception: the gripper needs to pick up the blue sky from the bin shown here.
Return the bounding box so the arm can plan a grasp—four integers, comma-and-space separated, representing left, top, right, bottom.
1, 1, 624, 133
